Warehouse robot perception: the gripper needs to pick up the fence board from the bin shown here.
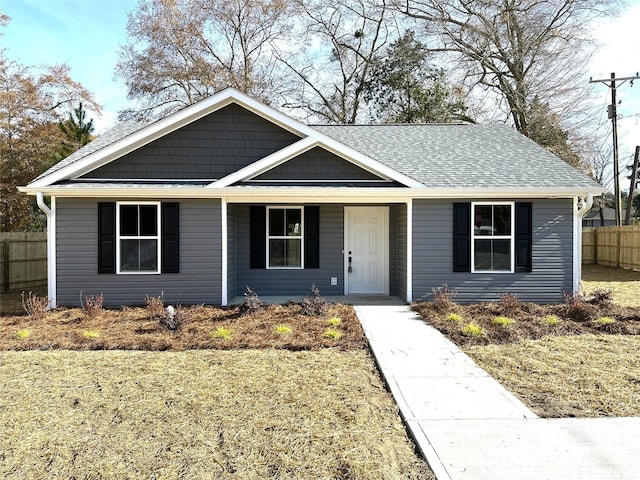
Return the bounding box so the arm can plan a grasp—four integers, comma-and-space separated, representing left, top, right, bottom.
582, 226, 640, 271
0, 232, 47, 291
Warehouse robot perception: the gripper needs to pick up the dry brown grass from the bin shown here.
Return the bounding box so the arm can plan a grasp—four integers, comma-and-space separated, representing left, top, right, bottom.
465, 335, 640, 417
582, 264, 640, 307
0, 303, 365, 351
0, 349, 433, 479
413, 265, 640, 418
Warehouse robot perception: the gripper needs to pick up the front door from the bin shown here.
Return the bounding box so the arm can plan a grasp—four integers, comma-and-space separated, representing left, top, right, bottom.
345, 207, 388, 294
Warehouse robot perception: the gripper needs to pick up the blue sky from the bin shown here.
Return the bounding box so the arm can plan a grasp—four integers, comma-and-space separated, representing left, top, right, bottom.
1, 0, 639, 188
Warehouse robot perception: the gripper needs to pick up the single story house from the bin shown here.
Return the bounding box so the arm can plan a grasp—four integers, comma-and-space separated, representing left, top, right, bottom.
582, 207, 616, 227
21, 88, 604, 307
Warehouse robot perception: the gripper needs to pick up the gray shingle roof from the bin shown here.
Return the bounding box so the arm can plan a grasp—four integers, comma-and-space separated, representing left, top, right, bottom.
32, 109, 601, 192
314, 124, 601, 190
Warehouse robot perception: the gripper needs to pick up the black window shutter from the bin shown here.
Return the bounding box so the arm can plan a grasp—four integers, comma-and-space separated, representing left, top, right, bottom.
161, 202, 180, 273
98, 202, 116, 274
304, 206, 320, 269
515, 202, 532, 273
453, 203, 471, 272
250, 206, 266, 269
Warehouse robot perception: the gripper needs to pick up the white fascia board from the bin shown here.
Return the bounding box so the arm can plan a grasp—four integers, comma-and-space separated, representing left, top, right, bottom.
18, 185, 604, 199
208, 137, 318, 188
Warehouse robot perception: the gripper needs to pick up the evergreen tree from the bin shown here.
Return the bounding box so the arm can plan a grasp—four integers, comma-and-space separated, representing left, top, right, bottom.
364, 31, 470, 124
55, 102, 95, 160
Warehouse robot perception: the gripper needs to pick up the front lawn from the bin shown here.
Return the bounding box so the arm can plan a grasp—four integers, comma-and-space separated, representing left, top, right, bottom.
0, 349, 432, 479
412, 264, 640, 417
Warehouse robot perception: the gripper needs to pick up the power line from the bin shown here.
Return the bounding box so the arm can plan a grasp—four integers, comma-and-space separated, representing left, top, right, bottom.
589, 72, 640, 226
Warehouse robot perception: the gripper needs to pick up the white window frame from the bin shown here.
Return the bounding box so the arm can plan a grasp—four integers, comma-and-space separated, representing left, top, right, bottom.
266, 206, 304, 270
116, 201, 161, 274
471, 201, 515, 274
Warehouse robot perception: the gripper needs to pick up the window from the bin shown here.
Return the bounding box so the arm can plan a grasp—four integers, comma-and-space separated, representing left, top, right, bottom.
267, 207, 303, 268
117, 202, 161, 273
471, 202, 514, 272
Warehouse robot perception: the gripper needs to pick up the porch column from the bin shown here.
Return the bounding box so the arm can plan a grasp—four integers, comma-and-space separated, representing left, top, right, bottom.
221, 198, 227, 306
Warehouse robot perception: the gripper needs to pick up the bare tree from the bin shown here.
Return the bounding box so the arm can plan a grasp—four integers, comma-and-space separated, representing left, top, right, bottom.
116, 0, 299, 120
400, 0, 621, 136
278, 0, 396, 124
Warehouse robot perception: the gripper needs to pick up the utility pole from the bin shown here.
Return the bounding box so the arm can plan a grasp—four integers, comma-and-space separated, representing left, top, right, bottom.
624, 146, 640, 225
589, 72, 640, 226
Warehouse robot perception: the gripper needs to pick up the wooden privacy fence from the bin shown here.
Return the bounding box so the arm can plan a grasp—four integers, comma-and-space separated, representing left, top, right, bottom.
583, 225, 640, 271
0, 232, 47, 291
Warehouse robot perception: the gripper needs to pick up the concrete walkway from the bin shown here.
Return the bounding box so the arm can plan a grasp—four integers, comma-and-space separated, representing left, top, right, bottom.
355, 303, 640, 480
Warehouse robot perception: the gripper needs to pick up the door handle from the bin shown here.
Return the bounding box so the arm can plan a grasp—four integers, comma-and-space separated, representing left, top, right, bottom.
348, 251, 352, 273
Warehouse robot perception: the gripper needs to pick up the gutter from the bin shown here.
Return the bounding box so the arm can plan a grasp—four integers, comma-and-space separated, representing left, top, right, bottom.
573, 193, 594, 293
36, 192, 56, 308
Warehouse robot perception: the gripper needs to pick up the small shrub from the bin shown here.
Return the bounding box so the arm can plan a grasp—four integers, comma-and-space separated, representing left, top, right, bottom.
594, 316, 616, 325
322, 328, 342, 340
240, 286, 263, 316
586, 288, 614, 306
81, 291, 104, 319
159, 305, 187, 331
302, 284, 328, 317
15, 329, 31, 339
82, 330, 100, 339
462, 322, 484, 337
327, 317, 342, 327
274, 324, 293, 335
211, 327, 233, 339
145, 293, 165, 319
542, 315, 561, 326
21, 291, 49, 320
445, 313, 463, 322
492, 316, 515, 326
497, 293, 521, 316
432, 284, 456, 311
563, 290, 584, 307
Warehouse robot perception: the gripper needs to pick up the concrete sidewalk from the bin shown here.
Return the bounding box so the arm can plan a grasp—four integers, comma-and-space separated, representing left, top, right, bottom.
355, 304, 640, 480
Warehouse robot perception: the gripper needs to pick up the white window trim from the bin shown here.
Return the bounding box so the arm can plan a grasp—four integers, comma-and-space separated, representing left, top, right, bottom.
116, 201, 161, 274
266, 205, 304, 270
471, 201, 515, 274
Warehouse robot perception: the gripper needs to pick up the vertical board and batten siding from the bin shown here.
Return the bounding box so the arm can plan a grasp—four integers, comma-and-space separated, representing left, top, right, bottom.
82, 104, 300, 180
56, 198, 222, 307
396, 204, 408, 302
412, 199, 573, 303
233, 204, 345, 296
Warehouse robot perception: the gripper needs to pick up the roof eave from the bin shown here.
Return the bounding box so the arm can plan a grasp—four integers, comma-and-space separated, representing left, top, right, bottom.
19, 185, 605, 199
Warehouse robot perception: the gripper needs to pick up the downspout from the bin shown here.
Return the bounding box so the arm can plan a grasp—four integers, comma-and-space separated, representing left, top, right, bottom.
36, 192, 56, 308
573, 193, 593, 293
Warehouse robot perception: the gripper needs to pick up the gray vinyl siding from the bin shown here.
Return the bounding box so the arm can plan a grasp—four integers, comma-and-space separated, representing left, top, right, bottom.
233, 204, 345, 296
56, 198, 222, 307
397, 203, 408, 302
82, 104, 300, 180
252, 147, 384, 181
412, 199, 573, 304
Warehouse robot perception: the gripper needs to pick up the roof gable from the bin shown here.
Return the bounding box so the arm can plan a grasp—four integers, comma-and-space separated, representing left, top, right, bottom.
80, 103, 301, 180
29, 87, 421, 189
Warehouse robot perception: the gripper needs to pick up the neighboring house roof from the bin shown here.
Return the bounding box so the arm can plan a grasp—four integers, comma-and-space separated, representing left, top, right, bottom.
583, 207, 616, 220
24, 87, 603, 197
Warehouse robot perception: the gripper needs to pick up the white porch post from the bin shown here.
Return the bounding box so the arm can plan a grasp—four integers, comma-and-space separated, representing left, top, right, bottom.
221, 198, 227, 306
406, 199, 413, 303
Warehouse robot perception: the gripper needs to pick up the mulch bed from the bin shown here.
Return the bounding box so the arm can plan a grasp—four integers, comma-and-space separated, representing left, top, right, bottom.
412, 297, 640, 347
0, 302, 366, 351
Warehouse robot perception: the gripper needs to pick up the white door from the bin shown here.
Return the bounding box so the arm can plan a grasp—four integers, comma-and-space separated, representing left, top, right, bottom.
345, 207, 388, 294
